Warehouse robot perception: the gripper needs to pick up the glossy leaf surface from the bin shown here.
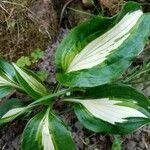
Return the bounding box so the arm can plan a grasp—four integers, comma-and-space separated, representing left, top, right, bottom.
0, 86, 13, 100
13, 64, 48, 100
56, 2, 150, 87
22, 110, 75, 150
65, 84, 150, 134
0, 98, 27, 126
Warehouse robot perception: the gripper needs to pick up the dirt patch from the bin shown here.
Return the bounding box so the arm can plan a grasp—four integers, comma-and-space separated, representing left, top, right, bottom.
0, 0, 58, 61
98, 0, 124, 16
0, 120, 26, 150
123, 125, 150, 150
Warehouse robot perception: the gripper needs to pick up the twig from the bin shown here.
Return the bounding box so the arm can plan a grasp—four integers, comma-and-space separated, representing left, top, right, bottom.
142, 137, 149, 150
0, 3, 9, 14
1, 1, 33, 14
59, 0, 74, 27
68, 7, 95, 17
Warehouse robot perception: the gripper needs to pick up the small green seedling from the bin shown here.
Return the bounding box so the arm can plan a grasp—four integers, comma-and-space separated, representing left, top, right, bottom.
0, 2, 150, 150
31, 48, 44, 63
16, 48, 48, 82
16, 48, 44, 67
111, 136, 122, 150
16, 56, 31, 67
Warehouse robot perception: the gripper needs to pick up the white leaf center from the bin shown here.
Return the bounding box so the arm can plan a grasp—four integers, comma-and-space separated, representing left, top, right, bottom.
42, 116, 55, 150
67, 10, 143, 72
69, 98, 147, 125
2, 107, 25, 119
13, 64, 47, 95
0, 76, 11, 86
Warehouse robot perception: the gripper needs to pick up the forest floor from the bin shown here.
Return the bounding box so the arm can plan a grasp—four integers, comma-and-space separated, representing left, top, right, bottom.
0, 0, 150, 149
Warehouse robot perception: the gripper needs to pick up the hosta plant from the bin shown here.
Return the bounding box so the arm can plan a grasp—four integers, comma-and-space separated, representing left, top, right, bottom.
0, 2, 150, 150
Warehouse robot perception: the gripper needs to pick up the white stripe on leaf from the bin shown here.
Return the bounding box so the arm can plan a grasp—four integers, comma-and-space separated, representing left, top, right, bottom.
2, 107, 25, 119
13, 64, 47, 96
67, 10, 143, 73
0, 75, 17, 87
67, 98, 147, 125
0, 76, 12, 86
42, 116, 55, 150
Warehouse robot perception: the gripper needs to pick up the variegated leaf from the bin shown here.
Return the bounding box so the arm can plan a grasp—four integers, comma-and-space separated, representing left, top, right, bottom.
1, 107, 25, 119
67, 98, 148, 125
0, 72, 19, 88
22, 111, 75, 150
55, 2, 150, 87
64, 84, 150, 134
0, 99, 27, 126
0, 59, 16, 80
0, 86, 13, 100
13, 64, 48, 100
42, 114, 55, 150
67, 10, 142, 73
0, 60, 20, 89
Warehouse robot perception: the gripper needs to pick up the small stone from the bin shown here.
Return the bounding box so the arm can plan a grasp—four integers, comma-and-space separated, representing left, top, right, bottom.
12, 136, 20, 150
75, 121, 83, 130
126, 141, 136, 150
139, 141, 145, 149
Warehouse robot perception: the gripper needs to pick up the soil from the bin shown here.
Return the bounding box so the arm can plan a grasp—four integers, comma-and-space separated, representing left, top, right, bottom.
0, 0, 58, 61
0, 0, 150, 150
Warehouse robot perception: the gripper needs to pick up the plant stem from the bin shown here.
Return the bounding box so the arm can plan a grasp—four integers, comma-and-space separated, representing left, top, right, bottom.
27, 88, 74, 108
53, 83, 61, 93
68, 7, 95, 17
